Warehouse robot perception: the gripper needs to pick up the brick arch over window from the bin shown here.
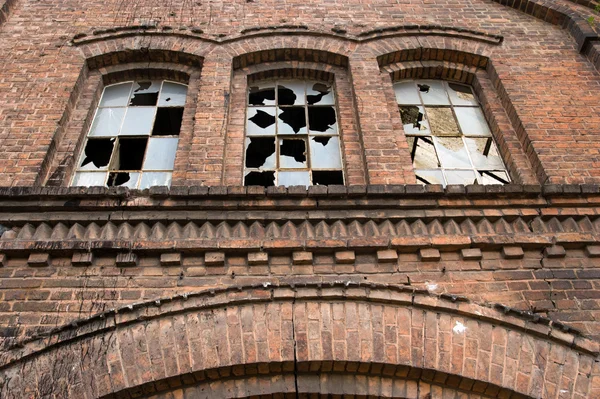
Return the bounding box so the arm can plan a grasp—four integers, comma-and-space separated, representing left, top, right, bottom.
0, 284, 596, 398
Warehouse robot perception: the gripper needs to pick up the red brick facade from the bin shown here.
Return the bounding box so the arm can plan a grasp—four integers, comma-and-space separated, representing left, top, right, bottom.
2, 0, 600, 398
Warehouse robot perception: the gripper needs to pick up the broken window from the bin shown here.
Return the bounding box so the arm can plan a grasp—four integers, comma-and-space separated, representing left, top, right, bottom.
72, 80, 187, 189
244, 79, 344, 187
395, 80, 510, 186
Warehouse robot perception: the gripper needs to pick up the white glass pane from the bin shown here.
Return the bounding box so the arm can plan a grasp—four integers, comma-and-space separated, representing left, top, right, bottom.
400, 106, 430, 135
278, 107, 307, 135
427, 107, 460, 136
279, 138, 307, 168
72, 172, 107, 186
477, 170, 510, 185
248, 82, 276, 106
99, 83, 132, 107
245, 137, 276, 170
278, 171, 310, 187
415, 170, 445, 185
278, 81, 305, 106
417, 81, 450, 105
407, 136, 439, 169
247, 107, 276, 136
310, 136, 342, 169
444, 170, 477, 185
435, 137, 472, 168
140, 172, 172, 189
455, 107, 491, 136
447, 82, 478, 106
143, 137, 178, 170
89, 108, 126, 137
307, 82, 334, 105
465, 137, 504, 169
121, 107, 157, 136
308, 106, 337, 135
109, 172, 140, 188
394, 82, 420, 105
158, 82, 188, 107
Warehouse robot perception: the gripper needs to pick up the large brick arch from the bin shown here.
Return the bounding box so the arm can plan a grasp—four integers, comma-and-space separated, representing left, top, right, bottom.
0, 283, 596, 398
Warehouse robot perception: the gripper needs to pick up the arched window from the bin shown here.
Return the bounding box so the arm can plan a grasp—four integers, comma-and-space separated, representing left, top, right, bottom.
71, 80, 187, 188
243, 79, 344, 187
395, 80, 510, 186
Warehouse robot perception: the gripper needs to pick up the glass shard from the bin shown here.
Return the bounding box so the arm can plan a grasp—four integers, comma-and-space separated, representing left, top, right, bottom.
72, 172, 107, 187
308, 106, 337, 134
248, 83, 276, 106
455, 107, 491, 136
244, 171, 275, 187
278, 107, 307, 134
307, 82, 334, 105
108, 172, 140, 188
278, 170, 310, 187
139, 172, 172, 189
310, 136, 342, 169
99, 83, 133, 107
113, 138, 148, 170
447, 83, 478, 106
79, 138, 115, 170
399, 106, 430, 135
152, 107, 183, 136
121, 107, 157, 136
407, 136, 439, 169
143, 137, 178, 170
278, 81, 305, 106
394, 81, 420, 105
312, 170, 344, 185
247, 107, 276, 135
245, 137, 276, 169
417, 80, 450, 105
465, 137, 504, 169
279, 138, 307, 168
89, 108, 126, 137
158, 82, 187, 107
427, 107, 460, 136
415, 170, 445, 185
444, 170, 477, 185
435, 137, 471, 168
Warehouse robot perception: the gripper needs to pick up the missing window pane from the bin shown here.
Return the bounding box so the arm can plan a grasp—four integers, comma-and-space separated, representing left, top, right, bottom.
248, 84, 276, 106
310, 136, 342, 169
244, 171, 275, 187
307, 83, 334, 105
245, 137, 276, 168
312, 170, 344, 185
278, 81, 305, 106
152, 107, 183, 136
280, 138, 307, 168
278, 107, 307, 134
108, 172, 140, 188
129, 92, 158, 106
247, 108, 277, 135
399, 106, 429, 135
407, 136, 439, 169
80, 138, 115, 170
308, 106, 337, 134
427, 107, 460, 136
113, 138, 147, 170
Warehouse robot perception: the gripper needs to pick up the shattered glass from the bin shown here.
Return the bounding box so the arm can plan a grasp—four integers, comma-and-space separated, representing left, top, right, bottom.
307, 82, 334, 105
477, 170, 510, 185
310, 136, 342, 169
278, 107, 307, 135
308, 107, 337, 134
407, 137, 439, 169
129, 81, 161, 106
279, 138, 307, 168
247, 107, 276, 135
465, 137, 504, 169
248, 82, 276, 106
89, 108, 126, 137
278, 81, 305, 106
100, 83, 132, 107
245, 170, 275, 187
245, 137, 276, 169
399, 106, 429, 135
108, 172, 140, 188
79, 138, 114, 170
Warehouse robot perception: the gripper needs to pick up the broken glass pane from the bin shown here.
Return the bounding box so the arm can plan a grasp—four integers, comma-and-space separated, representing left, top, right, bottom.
129, 81, 161, 106
407, 136, 440, 169
278, 170, 310, 187
310, 136, 342, 169
152, 108, 183, 136
247, 107, 276, 135
248, 82, 276, 106
312, 170, 344, 185
143, 137, 178, 170
140, 172, 172, 189
394, 82, 420, 105
307, 82, 334, 105
435, 137, 471, 168
100, 83, 133, 107
158, 82, 187, 107
278, 107, 307, 135
464, 137, 504, 169
455, 107, 491, 136
121, 107, 157, 136
245, 137, 276, 169
415, 170, 444, 185
417, 81, 450, 105
477, 170, 510, 185
112, 138, 147, 170
89, 108, 126, 137
279, 138, 307, 168
427, 107, 460, 136
308, 107, 337, 135
278, 81, 305, 106
447, 83, 478, 106
73, 172, 107, 187
244, 171, 275, 187
399, 106, 430, 135
108, 172, 140, 188
444, 170, 477, 185
79, 138, 115, 170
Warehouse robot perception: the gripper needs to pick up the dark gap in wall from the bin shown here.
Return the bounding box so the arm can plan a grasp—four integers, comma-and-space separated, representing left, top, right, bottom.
312, 170, 344, 185
277, 86, 297, 105
116, 138, 147, 170
108, 172, 131, 186
244, 171, 275, 187
278, 107, 306, 133
81, 139, 114, 169
248, 86, 275, 106
308, 107, 336, 132
417, 84, 430, 93
249, 110, 276, 129
152, 107, 184, 136
245, 137, 276, 168
280, 139, 306, 163
129, 92, 158, 106
307, 83, 331, 105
